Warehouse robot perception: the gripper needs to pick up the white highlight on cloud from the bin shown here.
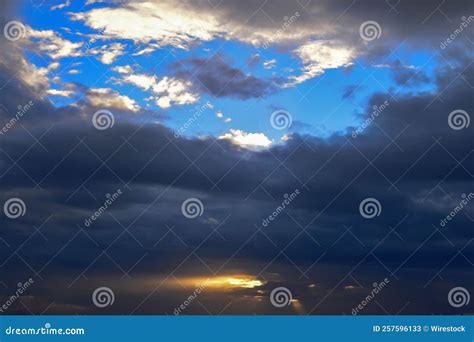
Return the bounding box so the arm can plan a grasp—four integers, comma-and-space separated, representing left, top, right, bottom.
72, 2, 221, 49
285, 40, 356, 86
219, 129, 272, 149
263, 59, 277, 69
86, 88, 140, 112
50, 0, 70, 11
27, 27, 84, 60
47, 89, 74, 97
119, 72, 199, 109
112, 65, 133, 74
89, 43, 125, 64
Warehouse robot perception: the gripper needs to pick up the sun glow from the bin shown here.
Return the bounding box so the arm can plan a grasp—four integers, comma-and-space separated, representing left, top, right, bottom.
179, 275, 265, 290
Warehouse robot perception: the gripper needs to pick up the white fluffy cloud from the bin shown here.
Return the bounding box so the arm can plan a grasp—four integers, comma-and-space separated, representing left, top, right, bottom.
219, 129, 272, 149
285, 40, 356, 87
86, 88, 140, 112
72, 2, 221, 50
27, 27, 83, 59
118, 72, 199, 109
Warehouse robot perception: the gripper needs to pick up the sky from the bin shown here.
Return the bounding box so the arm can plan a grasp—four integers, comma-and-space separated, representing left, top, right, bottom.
0, 0, 472, 315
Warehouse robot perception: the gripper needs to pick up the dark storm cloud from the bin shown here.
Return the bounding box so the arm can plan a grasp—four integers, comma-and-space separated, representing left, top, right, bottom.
173, 55, 276, 99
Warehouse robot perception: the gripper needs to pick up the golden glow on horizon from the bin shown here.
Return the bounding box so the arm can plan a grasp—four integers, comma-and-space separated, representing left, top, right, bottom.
174, 274, 265, 290
203, 275, 265, 289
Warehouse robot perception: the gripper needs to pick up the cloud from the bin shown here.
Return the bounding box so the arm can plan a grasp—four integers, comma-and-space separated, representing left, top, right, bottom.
89, 43, 125, 64
50, 0, 70, 11
285, 40, 356, 86
85, 88, 140, 112
112, 65, 133, 74
174, 56, 276, 99
218, 129, 273, 149
72, 1, 221, 49
27, 27, 83, 59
